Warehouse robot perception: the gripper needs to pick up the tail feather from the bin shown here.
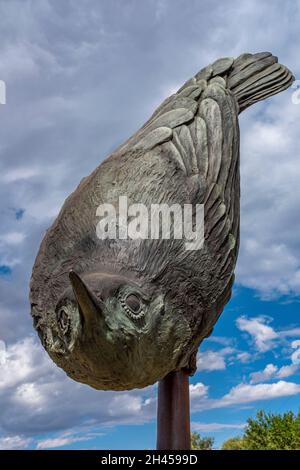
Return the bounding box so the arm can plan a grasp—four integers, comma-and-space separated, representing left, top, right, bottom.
227, 52, 294, 112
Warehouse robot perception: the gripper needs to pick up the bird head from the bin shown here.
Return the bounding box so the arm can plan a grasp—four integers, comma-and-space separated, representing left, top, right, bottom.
49, 269, 191, 390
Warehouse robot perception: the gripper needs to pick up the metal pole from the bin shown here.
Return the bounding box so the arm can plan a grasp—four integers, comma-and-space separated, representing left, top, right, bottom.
156, 369, 191, 450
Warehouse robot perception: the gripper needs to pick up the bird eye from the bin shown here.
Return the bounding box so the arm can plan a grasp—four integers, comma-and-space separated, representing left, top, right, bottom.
119, 293, 145, 319
58, 308, 69, 333
125, 294, 141, 314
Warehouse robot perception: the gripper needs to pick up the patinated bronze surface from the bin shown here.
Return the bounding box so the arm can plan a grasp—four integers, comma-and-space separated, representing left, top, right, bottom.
30, 52, 294, 391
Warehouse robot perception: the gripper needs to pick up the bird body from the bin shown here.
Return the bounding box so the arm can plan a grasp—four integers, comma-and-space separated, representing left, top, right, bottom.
30, 52, 293, 390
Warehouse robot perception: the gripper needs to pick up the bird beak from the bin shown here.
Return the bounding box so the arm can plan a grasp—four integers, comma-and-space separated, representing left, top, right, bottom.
69, 270, 104, 323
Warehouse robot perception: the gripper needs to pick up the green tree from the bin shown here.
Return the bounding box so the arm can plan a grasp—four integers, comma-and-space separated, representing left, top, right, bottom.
221, 410, 300, 450
222, 436, 245, 450
191, 431, 214, 450
243, 410, 300, 450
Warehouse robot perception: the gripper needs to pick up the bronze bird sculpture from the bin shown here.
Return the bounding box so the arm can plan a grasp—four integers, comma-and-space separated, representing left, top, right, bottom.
30, 52, 294, 391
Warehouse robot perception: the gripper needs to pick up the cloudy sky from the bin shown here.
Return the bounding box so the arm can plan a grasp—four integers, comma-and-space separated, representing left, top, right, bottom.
0, 0, 300, 450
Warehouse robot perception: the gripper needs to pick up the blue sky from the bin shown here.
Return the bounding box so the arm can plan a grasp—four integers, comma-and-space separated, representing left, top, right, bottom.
0, 0, 300, 450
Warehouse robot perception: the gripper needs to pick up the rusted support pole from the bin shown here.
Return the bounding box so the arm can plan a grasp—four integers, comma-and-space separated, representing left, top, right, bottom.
156, 369, 191, 450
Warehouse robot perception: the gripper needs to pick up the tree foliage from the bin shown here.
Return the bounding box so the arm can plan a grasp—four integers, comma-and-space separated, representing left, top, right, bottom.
221, 436, 245, 450
222, 410, 300, 450
243, 410, 300, 450
191, 431, 214, 450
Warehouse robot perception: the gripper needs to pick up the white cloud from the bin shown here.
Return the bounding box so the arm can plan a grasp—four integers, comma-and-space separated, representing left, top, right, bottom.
291, 340, 300, 364
236, 316, 300, 366
250, 363, 298, 383
107, 394, 145, 417
192, 422, 245, 432
0, 232, 25, 245
191, 380, 300, 411
276, 364, 299, 378
0, 435, 31, 450
236, 316, 278, 352
237, 94, 300, 298
0, 337, 49, 390
0, 254, 21, 269
216, 381, 300, 408
36, 435, 91, 450
14, 382, 46, 409
0, 336, 155, 438
250, 363, 278, 383
1, 167, 41, 183
236, 352, 252, 363
0, 340, 6, 366
0, 43, 38, 79
280, 328, 300, 338
197, 347, 234, 371
205, 336, 233, 347
189, 382, 209, 400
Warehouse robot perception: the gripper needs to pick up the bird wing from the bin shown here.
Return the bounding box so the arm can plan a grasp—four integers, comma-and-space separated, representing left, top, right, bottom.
120, 57, 240, 287
118, 52, 293, 287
